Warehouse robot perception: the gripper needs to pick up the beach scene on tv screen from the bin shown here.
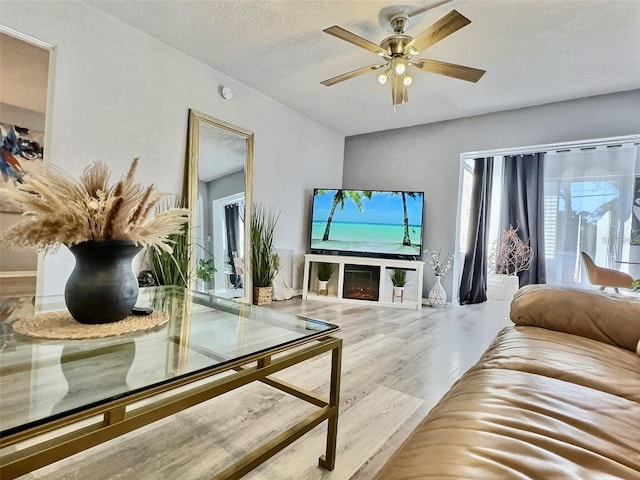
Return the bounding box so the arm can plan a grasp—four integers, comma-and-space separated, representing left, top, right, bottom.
311, 189, 423, 256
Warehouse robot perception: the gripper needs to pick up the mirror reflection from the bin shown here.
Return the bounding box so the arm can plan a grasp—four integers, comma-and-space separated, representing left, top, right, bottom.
0, 30, 52, 297
187, 110, 253, 301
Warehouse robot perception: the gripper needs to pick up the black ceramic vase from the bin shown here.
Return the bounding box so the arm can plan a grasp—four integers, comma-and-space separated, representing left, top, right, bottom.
65, 240, 142, 324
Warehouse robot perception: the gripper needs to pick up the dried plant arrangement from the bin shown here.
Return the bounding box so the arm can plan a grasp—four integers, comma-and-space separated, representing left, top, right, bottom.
489, 224, 533, 275
0, 158, 190, 253
424, 248, 454, 276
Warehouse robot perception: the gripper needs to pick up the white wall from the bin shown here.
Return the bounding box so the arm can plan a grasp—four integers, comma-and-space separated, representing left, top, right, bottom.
1, 1, 344, 295
344, 90, 640, 300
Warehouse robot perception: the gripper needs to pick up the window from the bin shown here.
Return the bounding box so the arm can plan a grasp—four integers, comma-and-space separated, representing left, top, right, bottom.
543, 145, 637, 288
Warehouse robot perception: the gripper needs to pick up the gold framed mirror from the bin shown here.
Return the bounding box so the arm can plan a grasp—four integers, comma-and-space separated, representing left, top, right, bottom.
186, 109, 253, 302
0, 27, 54, 297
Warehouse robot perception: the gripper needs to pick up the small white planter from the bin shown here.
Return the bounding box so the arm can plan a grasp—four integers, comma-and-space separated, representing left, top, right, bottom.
392, 286, 405, 303
317, 280, 329, 296
487, 274, 520, 301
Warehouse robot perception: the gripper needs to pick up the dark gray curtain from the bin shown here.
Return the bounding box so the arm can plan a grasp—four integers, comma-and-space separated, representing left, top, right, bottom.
459, 157, 494, 305
501, 153, 546, 286
225, 204, 240, 287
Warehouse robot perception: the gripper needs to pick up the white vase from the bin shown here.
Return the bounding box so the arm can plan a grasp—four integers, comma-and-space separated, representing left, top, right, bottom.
429, 275, 447, 308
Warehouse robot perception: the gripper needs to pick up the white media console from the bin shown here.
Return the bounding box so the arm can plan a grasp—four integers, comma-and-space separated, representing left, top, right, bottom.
302, 254, 424, 310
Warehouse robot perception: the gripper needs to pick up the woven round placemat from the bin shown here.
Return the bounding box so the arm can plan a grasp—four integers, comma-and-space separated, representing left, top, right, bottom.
12, 310, 169, 340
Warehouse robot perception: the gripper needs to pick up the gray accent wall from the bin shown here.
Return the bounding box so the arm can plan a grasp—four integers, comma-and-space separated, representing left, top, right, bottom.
202, 171, 244, 267
207, 170, 244, 202
343, 89, 640, 301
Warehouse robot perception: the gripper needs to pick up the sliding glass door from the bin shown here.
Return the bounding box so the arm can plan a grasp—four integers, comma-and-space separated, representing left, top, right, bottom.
543, 145, 637, 288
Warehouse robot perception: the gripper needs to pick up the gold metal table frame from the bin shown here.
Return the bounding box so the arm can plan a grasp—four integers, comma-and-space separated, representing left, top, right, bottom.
0, 331, 342, 480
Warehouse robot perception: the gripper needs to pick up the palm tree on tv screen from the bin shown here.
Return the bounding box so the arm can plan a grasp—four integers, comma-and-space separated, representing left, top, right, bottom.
317, 189, 373, 241
391, 191, 419, 246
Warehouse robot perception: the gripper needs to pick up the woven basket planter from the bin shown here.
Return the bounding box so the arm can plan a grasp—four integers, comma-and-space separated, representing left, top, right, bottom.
487, 273, 520, 301
253, 286, 273, 305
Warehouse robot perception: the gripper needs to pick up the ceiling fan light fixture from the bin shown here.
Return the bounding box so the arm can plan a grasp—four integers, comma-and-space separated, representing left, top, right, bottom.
392, 57, 406, 75
320, 9, 486, 106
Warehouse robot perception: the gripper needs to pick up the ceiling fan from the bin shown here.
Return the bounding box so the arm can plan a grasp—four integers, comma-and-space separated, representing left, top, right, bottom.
321, 10, 486, 106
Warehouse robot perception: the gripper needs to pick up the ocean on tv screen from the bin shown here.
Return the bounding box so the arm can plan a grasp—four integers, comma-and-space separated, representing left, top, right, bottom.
311, 222, 422, 255
310, 189, 424, 256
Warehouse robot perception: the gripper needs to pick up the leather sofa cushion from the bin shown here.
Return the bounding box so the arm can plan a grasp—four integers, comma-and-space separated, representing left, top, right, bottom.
375, 325, 640, 479
375, 368, 640, 479
474, 326, 640, 403
510, 285, 640, 351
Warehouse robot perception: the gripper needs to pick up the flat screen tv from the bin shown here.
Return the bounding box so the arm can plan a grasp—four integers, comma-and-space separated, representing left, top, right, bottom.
309, 188, 424, 259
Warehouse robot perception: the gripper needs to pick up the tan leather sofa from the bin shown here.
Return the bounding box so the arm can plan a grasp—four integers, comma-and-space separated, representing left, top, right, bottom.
376, 285, 640, 479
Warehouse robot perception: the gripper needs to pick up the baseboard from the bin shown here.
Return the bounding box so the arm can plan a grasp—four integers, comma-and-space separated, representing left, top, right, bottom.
0, 271, 37, 297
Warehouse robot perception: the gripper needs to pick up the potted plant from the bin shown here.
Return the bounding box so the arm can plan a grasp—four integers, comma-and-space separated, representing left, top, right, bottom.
250, 203, 280, 305
487, 224, 533, 301
0, 158, 190, 323
389, 268, 408, 303
316, 262, 335, 295
425, 249, 454, 308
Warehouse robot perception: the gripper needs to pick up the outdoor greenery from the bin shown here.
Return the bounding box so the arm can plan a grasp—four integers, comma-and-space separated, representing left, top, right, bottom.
250, 203, 280, 288
632, 279, 640, 292
389, 268, 408, 287
316, 262, 336, 281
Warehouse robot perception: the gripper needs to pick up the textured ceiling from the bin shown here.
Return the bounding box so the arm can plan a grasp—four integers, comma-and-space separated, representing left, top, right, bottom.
198, 122, 245, 182
87, 0, 640, 136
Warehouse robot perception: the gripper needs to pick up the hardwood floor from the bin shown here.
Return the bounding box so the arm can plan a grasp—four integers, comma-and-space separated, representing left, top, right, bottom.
22, 298, 511, 480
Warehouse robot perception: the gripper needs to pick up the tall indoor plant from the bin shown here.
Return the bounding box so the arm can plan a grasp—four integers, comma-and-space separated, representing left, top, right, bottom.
0, 158, 190, 323
250, 203, 280, 305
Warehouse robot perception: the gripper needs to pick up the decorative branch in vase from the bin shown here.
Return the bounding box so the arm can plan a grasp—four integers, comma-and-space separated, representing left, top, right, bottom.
424, 249, 453, 308
489, 224, 533, 276
487, 224, 533, 301
0, 158, 190, 324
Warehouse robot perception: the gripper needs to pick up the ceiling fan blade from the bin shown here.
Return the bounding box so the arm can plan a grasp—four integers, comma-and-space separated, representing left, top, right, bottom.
391, 76, 408, 105
321, 64, 386, 86
405, 10, 471, 55
413, 58, 485, 82
324, 26, 388, 56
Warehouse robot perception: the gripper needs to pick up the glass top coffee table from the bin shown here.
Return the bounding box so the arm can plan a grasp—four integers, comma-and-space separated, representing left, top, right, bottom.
0, 287, 342, 479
